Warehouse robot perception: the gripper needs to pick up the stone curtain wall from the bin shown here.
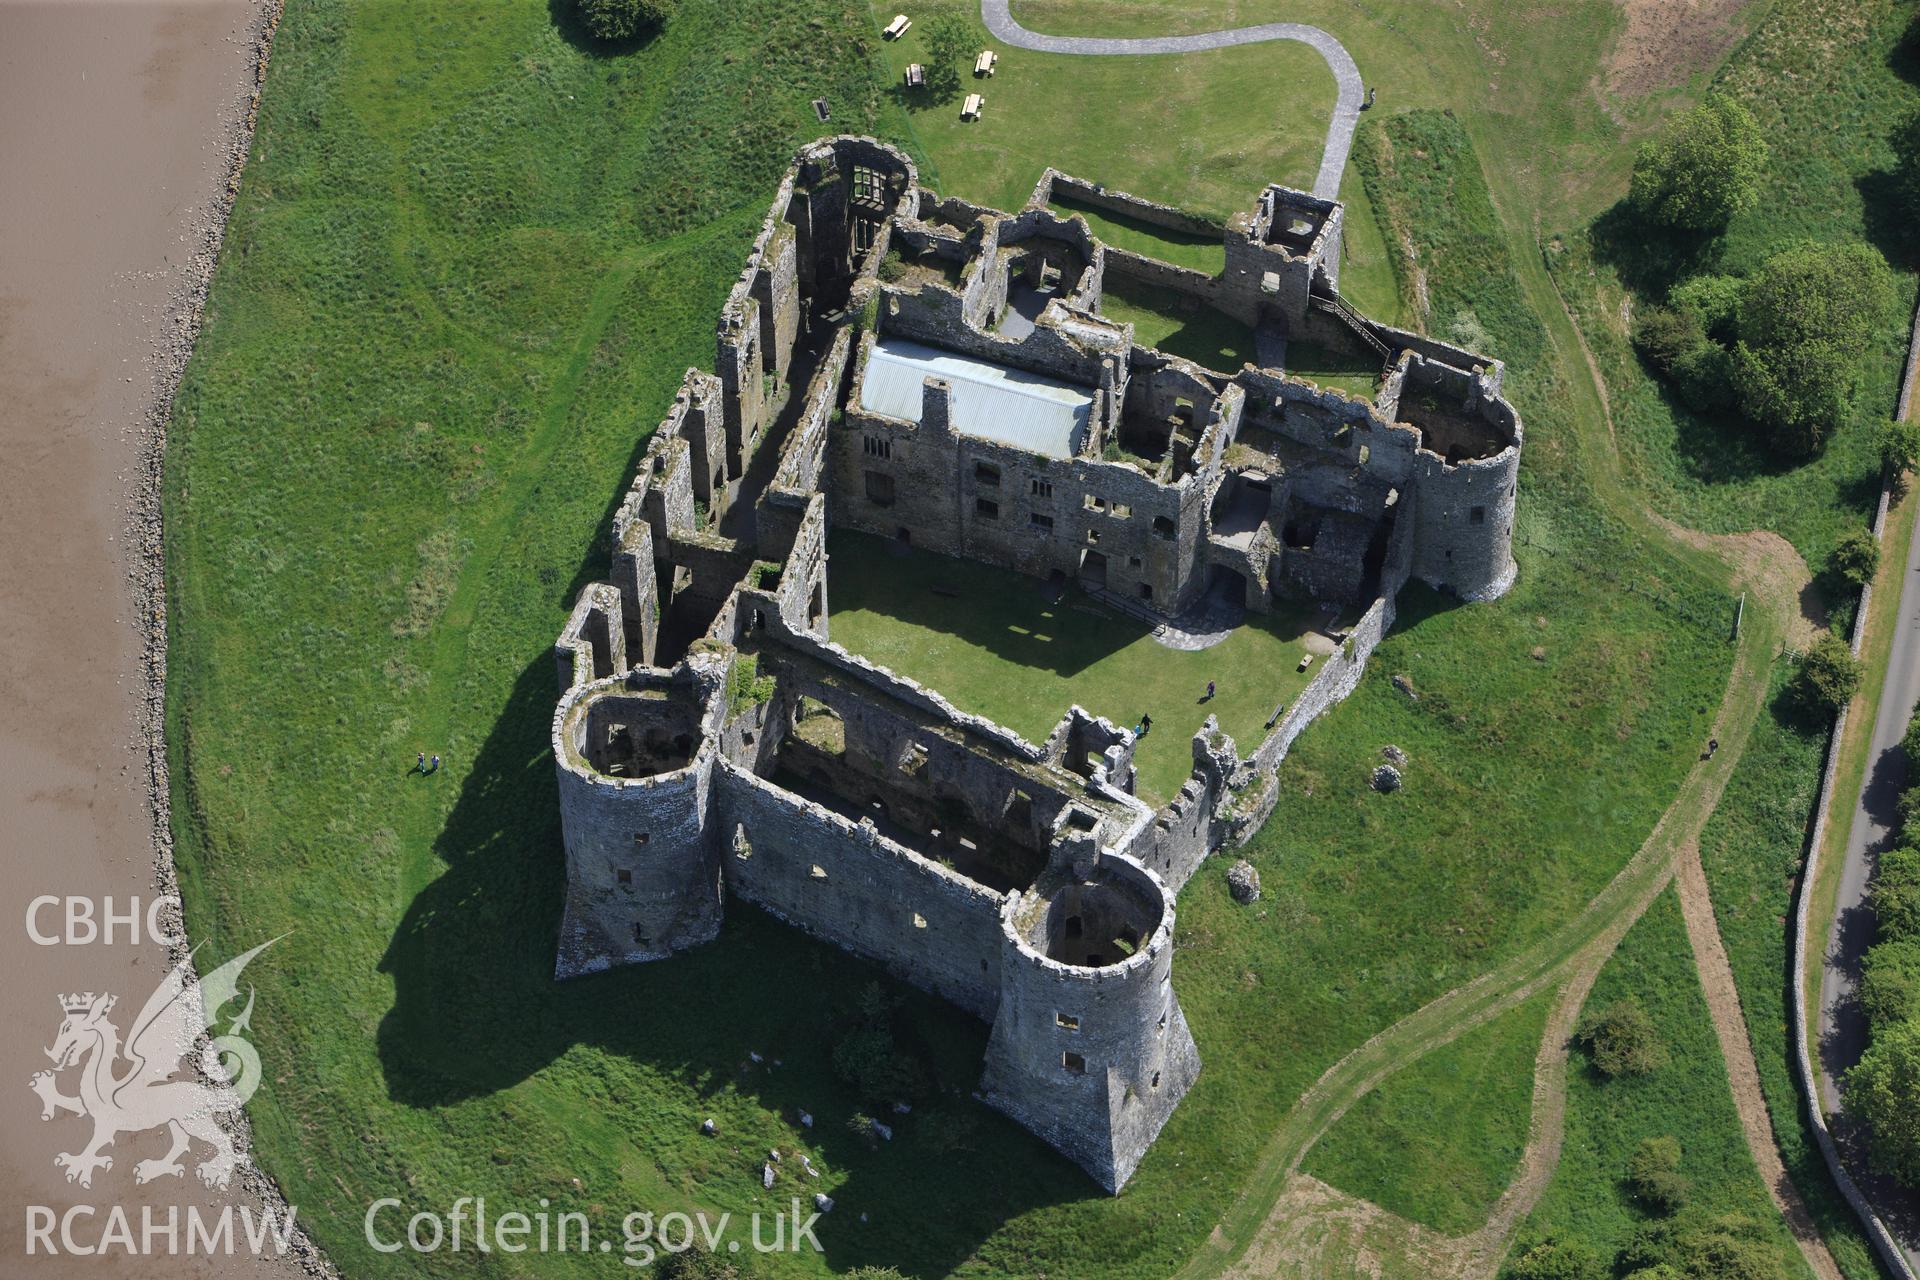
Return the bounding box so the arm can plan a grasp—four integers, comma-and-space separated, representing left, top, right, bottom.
718, 763, 1006, 1019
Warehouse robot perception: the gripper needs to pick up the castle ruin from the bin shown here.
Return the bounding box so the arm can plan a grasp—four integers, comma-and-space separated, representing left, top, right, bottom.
550, 137, 1520, 1192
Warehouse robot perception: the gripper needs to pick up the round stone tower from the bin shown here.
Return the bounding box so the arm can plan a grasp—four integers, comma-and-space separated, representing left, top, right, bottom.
1404, 367, 1522, 602
552, 673, 722, 977
979, 850, 1200, 1192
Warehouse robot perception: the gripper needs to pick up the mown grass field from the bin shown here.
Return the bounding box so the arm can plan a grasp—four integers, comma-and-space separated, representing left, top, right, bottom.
1516, 890, 1811, 1276
165, 0, 1908, 1276
1302, 984, 1552, 1236
825, 530, 1322, 806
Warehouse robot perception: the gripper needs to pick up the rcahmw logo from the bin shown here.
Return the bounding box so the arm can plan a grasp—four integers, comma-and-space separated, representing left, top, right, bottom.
22, 931, 298, 1258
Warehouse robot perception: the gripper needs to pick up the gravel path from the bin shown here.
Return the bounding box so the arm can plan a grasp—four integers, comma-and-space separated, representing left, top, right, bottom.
978, 0, 1364, 200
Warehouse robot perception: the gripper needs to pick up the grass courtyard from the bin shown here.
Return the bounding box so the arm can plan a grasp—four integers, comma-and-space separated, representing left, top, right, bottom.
1091, 278, 1258, 380
824, 529, 1327, 805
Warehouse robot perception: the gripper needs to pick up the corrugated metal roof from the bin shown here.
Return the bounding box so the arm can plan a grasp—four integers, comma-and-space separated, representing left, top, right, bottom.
859, 337, 1091, 460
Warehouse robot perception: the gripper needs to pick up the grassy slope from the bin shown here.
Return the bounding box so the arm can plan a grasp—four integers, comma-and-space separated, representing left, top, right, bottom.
1518, 889, 1810, 1275
1214, 104, 1743, 1243
1304, 986, 1553, 1237
825, 530, 1322, 807
1537, 4, 1920, 1275
1549, 0, 1918, 594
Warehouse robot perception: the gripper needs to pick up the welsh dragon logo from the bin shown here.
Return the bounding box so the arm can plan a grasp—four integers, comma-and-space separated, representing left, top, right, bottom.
28, 939, 278, 1190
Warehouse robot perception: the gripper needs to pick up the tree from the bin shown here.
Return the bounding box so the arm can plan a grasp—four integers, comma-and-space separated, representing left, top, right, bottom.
1828, 529, 1881, 588
1731, 243, 1891, 457
1791, 634, 1863, 716
1508, 1239, 1606, 1280
575, 0, 675, 42
1903, 709, 1920, 769
917, 14, 973, 99
1859, 940, 1920, 1026
1576, 999, 1666, 1078
1874, 844, 1920, 942
1631, 305, 1732, 412
1845, 1018, 1920, 1187
1626, 1136, 1690, 1215
1629, 96, 1768, 230
1881, 417, 1920, 478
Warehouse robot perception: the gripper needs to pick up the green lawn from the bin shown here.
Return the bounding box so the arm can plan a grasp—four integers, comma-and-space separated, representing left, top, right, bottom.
825, 530, 1320, 806
1284, 337, 1383, 400
875, 0, 1328, 217
1051, 192, 1227, 275
1096, 278, 1258, 376
1304, 984, 1553, 1236
1515, 889, 1811, 1279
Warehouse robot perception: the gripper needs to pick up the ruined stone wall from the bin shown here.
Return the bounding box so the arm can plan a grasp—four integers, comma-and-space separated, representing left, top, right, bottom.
554, 583, 626, 694
1033, 170, 1228, 241
716, 764, 1005, 1019
659, 531, 755, 612
879, 284, 1125, 388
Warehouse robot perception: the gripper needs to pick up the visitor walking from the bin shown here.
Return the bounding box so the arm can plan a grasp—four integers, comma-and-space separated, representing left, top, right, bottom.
415, 752, 425, 774
429, 754, 441, 774
1139, 713, 1152, 736
1204, 680, 1216, 702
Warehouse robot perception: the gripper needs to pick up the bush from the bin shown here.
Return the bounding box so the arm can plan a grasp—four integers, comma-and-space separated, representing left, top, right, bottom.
1576, 998, 1667, 1077
1845, 1018, 1920, 1187
1881, 417, 1920, 477
1629, 95, 1767, 230
1894, 108, 1920, 224
1828, 528, 1881, 587
1669, 274, 1744, 340
1632, 305, 1732, 412
1626, 1136, 1690, 1215
575, 0, 675, 41
1633, 305, 1705, 375
1791, 635, 1863, 717
832, 1027, 921, 1103
656, 1248, 745, 1280
1859, 940, 1920, 1026
1618, 1213, 1786, 1280
1508, 1239, 1607, 1280
831, 981, 926, 1105
1874, 845, 1920, 942
1731, 242, 1891, 457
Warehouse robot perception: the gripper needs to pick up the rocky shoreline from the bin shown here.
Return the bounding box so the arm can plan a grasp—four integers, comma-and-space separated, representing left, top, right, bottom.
128, 2, 337, 1274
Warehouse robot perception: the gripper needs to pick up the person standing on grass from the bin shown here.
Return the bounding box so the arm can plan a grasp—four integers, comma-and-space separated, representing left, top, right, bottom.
415, 752, 425, 774
1139, 713, 1152, 736
430, 754, 441, 775
1205, 681, 1216, 702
